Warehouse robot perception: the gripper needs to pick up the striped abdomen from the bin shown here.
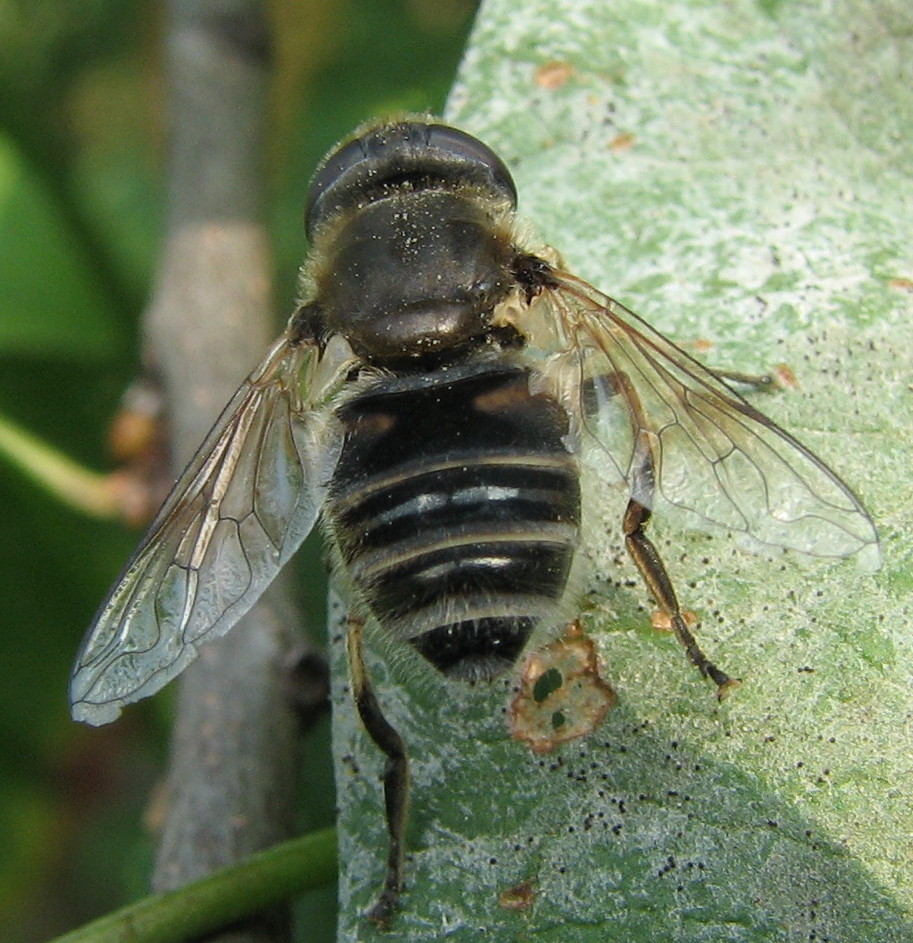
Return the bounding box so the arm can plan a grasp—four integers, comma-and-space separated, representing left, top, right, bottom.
325, 362, 581, 681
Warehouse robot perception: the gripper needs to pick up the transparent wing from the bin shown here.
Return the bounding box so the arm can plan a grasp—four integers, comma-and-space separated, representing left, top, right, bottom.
70, 329, 344, 725
535, 266, 880, 567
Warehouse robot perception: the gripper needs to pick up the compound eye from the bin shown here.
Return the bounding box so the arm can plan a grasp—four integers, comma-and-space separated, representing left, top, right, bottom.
305, 135, 371, 239
423, 124, 518, 209
305, 121, 519, 241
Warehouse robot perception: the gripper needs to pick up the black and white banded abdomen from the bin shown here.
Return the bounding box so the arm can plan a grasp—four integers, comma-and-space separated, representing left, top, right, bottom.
325, 362, 581, 681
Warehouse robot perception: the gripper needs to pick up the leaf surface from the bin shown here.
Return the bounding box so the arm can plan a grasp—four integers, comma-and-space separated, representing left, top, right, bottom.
332, 2, 913, 939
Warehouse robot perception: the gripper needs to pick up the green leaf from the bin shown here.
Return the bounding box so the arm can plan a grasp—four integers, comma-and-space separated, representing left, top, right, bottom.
331, 1, 913, 940
0, 133, 120, 359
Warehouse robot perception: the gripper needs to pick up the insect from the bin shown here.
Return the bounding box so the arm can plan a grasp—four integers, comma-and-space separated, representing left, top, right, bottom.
70, 117, 879, 923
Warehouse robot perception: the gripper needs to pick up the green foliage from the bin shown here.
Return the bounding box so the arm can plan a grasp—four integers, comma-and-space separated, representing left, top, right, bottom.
0, 1, 474, 940
0, 136, 120, 357
51, 829, 336, 943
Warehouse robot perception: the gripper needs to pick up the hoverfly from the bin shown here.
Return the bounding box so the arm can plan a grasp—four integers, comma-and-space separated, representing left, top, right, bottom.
70, 118, 879, 924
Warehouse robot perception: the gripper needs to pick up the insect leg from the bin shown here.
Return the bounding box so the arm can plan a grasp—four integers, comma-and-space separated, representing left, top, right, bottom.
623, 498, 738, 698
612, 371, 740, 700
345, 615, 410, 925
709, 367, 777, 391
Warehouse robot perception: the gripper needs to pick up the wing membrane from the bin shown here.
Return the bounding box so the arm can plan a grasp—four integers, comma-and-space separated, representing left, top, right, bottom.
70, 330, 342, 725
540, 268, 880, 566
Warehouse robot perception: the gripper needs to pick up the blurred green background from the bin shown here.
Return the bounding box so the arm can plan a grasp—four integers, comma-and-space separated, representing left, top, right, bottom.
0, 1, 476, 939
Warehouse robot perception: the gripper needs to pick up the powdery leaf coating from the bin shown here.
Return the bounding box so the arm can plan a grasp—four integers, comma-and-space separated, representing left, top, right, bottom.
333, 2, 913, 941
